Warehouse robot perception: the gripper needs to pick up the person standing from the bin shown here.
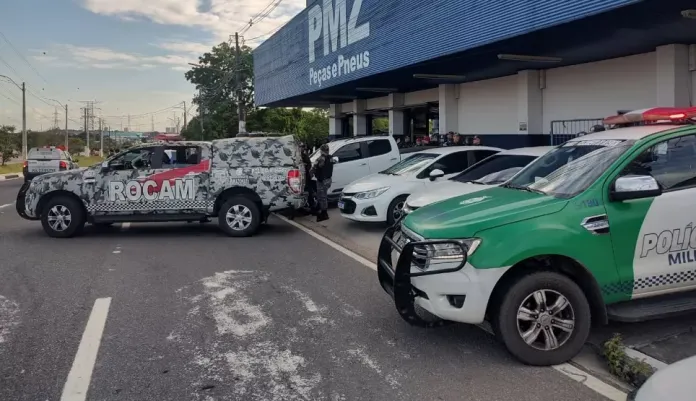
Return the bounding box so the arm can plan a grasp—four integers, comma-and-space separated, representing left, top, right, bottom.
311, 143, 333, 222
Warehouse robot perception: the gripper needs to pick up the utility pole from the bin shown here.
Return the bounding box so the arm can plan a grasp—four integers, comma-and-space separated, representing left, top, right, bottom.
183, 101, 187, 133
65, 104, 68, 152
127, 114, 131, 131
53, 107, 59, 130
21, 82, 26, 159
198, 89, 205, 140
151, 115, 154, 132
99, 118, 103, 157
83, 107, 89, 156
234, 32, 246, 136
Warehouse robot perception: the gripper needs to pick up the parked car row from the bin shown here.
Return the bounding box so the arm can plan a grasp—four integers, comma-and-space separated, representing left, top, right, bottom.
333, 107, 696, 379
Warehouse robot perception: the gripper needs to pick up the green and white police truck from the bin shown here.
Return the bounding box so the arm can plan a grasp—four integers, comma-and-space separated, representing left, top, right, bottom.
378, 107, 696, 366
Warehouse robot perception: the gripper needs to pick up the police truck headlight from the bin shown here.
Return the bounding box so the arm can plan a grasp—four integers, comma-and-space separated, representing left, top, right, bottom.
355, 187, 390, 200
427, 238, 481, 260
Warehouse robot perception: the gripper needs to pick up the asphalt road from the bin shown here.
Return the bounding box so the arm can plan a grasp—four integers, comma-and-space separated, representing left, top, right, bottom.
0, 179, 21, 207
0, 179, 611, 401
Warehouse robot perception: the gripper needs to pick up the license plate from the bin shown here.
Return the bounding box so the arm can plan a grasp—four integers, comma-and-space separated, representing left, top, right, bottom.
337, 201, 344, 209
32, 169, 55, 173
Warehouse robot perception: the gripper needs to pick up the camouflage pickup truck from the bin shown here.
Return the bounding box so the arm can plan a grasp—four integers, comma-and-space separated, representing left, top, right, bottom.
17, 135, 305, 238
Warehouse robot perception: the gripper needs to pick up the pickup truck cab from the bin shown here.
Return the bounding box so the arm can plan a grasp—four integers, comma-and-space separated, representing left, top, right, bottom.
310, 135, 400, 201
23, 146, 78, 181
17, 135, 304, 238
377, 107, 696, 366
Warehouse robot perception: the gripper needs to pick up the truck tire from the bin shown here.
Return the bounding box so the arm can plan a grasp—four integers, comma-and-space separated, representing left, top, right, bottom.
494, 271, 591, 366
218, 196, 261, 237
40, 196, 86, 238
386, 195, 408, 226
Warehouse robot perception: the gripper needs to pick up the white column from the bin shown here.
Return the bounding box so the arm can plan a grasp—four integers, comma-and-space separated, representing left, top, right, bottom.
388, 93, 404, 135
438, 84, 458, 134
329, 103, 342, 138
517, 70, 543, 135
656, 44, 690, 107
353, 99, 367, 136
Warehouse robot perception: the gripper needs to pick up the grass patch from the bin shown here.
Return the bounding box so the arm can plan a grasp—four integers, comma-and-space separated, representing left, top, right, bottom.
603, 333, 655, 387
0, 156, 104, 176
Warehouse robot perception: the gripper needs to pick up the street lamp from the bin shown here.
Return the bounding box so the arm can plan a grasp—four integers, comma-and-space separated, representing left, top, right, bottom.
0, 74, 27, 159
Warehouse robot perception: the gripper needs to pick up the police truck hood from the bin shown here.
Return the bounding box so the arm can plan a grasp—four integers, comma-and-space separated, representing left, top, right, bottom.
406, 180, 495, 209
402, 186, 568, 239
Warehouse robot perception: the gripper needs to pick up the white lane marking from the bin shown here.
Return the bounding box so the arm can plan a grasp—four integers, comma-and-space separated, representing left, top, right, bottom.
0, 295, 20, 344
274, 214, 375, 270
277, 214, 629, 400
120, 222, 130, 231
61, 297, 112, 401
112, 246, 121, 254
553, 363, 627, 401
0, 202, 14, 209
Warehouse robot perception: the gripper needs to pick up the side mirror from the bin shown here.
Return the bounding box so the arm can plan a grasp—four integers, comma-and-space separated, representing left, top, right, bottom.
331, 156, 339, 164
611, 175, 662, 201
429, 169, 445, 181
100, 161, 109, 172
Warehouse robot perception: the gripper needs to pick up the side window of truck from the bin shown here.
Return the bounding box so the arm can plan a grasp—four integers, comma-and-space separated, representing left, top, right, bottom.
620, 134, 696, 191
333, 143, 363, 163
366, 139, 392, 158
162, 146, 202, 167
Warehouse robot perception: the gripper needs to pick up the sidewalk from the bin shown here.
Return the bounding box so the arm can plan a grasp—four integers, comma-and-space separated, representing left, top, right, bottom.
290, 208, 696, 383
0, 173, 23, 181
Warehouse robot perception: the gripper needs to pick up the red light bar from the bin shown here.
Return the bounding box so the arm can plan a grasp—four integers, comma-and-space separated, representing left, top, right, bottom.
603, 107, 696, 125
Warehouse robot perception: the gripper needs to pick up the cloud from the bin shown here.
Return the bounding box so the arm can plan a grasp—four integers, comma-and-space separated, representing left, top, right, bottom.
153, 40, 212, 55
81, 0, 305, 43
33, 44, 197, 71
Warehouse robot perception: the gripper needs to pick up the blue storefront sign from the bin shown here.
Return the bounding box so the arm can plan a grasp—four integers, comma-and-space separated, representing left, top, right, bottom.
253, 0, 640, 106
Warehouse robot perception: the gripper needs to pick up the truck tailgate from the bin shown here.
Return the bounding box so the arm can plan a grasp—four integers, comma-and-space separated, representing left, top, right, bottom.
27, 160, 60, 174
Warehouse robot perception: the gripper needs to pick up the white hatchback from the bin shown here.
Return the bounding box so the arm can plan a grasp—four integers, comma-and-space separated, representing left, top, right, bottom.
339, 146, 503, 225
403, 146, 553, 215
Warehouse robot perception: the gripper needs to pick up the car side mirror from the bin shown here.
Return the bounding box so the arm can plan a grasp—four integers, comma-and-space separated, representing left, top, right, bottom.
611, 175, 662, 201
331, 156, 339, 164
100, 161, 110, 172
429, 169, 445, 181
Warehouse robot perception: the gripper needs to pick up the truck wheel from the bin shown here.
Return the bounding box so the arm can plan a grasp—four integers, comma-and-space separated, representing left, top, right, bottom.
218, 196, 261, 237
494, 272, 590, 366
386, 195, 408, 226
40, 196, 86, 238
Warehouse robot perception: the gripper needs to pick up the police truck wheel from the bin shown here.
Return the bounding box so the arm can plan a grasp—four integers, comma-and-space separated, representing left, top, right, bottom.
218, 196, 261, 237
386, 195, 408, 225
494, 272, 590, 366
40, 196, 86, 238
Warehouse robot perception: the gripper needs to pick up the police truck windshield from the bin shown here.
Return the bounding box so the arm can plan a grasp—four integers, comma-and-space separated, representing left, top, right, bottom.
452, 154, 537, 185
505, 140, 634, 198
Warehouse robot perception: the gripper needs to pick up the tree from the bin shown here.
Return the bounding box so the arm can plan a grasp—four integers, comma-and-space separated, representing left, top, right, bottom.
184, 41, 253, 139
0, 125, 20, 166
181, 40, 330, 143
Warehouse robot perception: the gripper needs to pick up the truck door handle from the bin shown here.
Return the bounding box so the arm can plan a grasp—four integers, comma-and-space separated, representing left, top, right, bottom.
390, 158, 398, 161
360, 163, 367, 166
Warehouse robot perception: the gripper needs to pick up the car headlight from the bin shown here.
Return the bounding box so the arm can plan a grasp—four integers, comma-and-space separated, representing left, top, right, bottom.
426, 238, 481, 260
355, 187, 389, 200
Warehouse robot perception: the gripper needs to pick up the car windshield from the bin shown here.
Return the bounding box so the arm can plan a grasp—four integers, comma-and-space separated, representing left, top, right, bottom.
380, 153, 437, 175
505, 139, 635, 198
451, 154, 537, 184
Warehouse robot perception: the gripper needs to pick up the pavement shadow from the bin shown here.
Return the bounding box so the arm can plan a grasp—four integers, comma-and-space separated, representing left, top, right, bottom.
15, 217, 297, 240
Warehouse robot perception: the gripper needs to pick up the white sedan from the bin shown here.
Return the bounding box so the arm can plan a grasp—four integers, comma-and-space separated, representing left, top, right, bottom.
403, 146, 553, 215
338, 146, 503, 225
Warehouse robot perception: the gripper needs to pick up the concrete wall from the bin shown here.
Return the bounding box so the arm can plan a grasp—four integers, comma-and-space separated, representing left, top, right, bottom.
458, 75, 518, 135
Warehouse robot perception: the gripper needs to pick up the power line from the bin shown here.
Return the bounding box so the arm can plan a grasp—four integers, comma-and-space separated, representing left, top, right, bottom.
0, 31, 50, 85
238, 0, 285, 35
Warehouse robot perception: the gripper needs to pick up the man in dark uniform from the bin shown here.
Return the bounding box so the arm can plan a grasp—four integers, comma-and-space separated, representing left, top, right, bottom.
311, 143, 333, 222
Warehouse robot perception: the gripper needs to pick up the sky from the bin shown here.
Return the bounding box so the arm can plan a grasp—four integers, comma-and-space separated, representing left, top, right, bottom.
0, 0, 305, 132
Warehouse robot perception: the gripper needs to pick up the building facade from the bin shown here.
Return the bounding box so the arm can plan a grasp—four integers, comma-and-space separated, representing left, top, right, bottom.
253, 0, 696, 147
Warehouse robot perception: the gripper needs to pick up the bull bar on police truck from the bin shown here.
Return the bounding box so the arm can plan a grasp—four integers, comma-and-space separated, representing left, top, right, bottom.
377, 223, 470, 327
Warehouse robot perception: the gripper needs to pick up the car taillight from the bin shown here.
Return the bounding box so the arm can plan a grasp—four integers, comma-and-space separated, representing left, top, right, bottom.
59, 161, 68, 169
287, 169, 302, 194
22, 161, 27, 168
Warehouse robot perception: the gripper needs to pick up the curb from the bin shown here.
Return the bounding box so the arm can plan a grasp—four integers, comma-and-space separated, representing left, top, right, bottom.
0, 173, 23, 181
